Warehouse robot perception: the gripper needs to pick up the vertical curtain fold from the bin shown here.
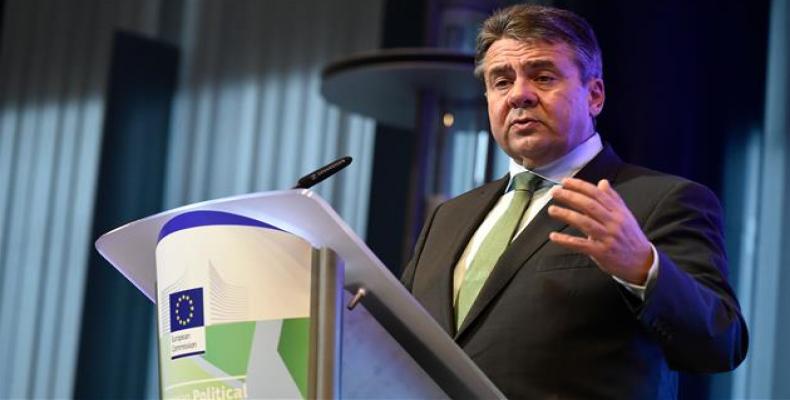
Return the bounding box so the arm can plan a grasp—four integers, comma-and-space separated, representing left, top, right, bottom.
0, 0, 160, 398
163, 0, 381, 237
731, 0, 790, 398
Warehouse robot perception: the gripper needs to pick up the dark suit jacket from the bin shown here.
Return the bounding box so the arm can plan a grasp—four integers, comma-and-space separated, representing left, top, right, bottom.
401, 146, 748, 399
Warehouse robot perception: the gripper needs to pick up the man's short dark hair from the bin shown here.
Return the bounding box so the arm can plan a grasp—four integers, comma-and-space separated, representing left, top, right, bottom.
474, 4, 603, 83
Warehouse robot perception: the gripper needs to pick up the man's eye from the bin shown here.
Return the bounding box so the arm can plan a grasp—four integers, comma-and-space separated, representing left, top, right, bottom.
535, 75, 557, 83
492, 79, 512, 89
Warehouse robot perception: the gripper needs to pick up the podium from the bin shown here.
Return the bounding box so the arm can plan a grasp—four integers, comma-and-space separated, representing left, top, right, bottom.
96, 189, 503, 399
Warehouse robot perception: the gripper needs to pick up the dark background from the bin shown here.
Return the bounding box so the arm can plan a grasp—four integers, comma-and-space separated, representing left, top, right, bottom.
367, 0, 769, 272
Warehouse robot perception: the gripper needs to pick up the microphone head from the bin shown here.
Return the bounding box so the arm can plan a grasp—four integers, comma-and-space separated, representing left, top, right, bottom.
294, 156, 353, 189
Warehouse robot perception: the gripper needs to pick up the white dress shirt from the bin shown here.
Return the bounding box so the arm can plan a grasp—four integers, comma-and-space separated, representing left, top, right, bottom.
453, 133, 659, 302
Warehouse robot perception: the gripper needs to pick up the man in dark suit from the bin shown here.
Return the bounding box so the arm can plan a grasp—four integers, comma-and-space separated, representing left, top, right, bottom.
401, 4, 748, 399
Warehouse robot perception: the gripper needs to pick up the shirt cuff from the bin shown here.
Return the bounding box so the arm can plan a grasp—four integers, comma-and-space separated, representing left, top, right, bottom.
611, 244, 659, 301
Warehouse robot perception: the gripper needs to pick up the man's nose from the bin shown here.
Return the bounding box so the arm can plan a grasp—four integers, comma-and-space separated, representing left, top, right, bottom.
507, 80, 538, 108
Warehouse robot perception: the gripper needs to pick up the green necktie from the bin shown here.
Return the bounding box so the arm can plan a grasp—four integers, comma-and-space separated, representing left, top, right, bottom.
455, 171, 544, 328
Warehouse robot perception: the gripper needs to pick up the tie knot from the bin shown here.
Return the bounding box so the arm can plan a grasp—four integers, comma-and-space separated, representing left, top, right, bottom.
512, 171, 543, 193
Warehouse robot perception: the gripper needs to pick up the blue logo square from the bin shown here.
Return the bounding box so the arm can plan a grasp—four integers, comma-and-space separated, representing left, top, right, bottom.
169, 288, 204, 332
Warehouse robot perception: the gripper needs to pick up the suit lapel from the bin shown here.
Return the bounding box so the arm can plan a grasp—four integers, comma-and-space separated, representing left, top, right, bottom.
455, 145, 624, 340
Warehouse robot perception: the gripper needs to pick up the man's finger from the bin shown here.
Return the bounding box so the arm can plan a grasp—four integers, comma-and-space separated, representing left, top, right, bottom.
559, 177, 599, 197
548, 205, 608, 239
548, 231, 600, 257
551, 187, 611, 225
597, 179, 625, 207
560, 178, 617, 210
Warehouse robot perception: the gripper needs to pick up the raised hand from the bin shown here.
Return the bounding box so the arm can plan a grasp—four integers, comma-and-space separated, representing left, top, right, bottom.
547, 178, 653, 285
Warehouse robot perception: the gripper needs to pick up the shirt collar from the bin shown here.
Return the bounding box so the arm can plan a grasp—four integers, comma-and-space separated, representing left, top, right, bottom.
506, 132, 604, 192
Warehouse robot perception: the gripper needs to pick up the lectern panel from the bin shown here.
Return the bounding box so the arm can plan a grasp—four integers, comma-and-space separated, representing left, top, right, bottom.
155, 211, 312, 399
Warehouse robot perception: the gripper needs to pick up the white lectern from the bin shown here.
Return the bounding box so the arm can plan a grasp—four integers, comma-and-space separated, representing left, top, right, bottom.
96, 189, 503, 399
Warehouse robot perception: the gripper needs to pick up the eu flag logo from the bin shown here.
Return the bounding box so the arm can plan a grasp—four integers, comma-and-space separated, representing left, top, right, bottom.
169, 288, 204, 332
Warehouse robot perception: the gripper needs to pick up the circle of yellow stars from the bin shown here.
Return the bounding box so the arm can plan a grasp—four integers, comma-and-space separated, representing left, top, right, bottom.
174, 294, 195, 326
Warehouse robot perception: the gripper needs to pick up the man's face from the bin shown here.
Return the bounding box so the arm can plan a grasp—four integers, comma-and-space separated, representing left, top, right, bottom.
482, 38, 605, 168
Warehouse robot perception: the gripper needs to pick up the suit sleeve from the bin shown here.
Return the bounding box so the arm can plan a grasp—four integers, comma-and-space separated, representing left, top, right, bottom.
400, 203, 442, 291
635, 180, 748, 372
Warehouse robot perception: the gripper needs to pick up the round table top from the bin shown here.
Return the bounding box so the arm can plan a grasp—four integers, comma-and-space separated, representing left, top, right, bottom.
321, 48, 484, 129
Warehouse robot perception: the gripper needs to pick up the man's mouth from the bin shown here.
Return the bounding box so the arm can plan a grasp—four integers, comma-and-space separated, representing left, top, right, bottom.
510, 118, 540, 130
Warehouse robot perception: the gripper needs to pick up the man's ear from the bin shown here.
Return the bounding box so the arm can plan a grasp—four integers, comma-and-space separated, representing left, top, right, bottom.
587, 78, 605, 117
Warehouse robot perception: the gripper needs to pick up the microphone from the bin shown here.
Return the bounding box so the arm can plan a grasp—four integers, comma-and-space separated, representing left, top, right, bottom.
292, 156, 353, 189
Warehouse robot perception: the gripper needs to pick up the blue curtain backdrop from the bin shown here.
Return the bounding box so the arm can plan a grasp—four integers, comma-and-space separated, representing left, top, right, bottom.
730, 0, 790, 398
0, 1, 162, 398
0, 0, 382, 398
161, 0, 381, 226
